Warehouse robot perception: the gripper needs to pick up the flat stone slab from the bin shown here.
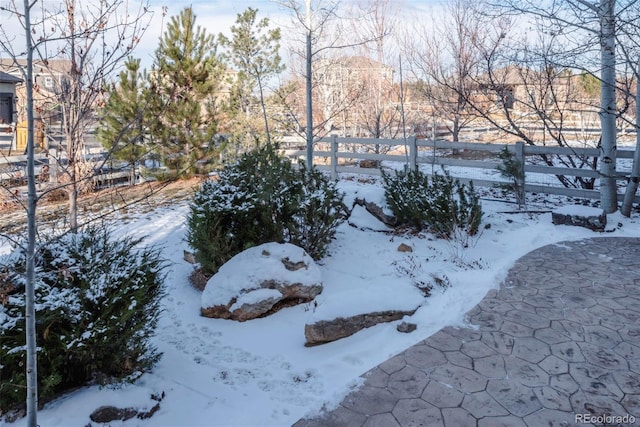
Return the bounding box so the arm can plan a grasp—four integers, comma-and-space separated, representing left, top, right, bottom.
295, 237, 640, 426
551, 205, 606, 231
305, 308, 418, 346
304, 272, 423, 345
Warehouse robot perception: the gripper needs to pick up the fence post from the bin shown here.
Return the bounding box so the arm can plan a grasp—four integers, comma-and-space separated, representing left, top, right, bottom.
331, 134, 338, 180
409, 136, 417, 171
48, 148, 58, 183
515, 140, 525, 205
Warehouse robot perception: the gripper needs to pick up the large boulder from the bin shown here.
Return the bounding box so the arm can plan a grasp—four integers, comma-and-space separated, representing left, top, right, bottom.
551, 205, 606, 232
201, 243, 323, 321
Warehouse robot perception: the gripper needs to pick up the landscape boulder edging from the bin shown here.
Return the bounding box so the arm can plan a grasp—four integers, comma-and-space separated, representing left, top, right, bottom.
551, 205, 606, 232
304, 308, 418, 346
201, 242, 323, 321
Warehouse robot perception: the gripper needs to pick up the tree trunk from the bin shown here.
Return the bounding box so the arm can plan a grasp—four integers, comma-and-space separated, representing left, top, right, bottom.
599, 0, 618, 213
68, 145, 79, 232
452, 114, 460, 155
305, 0, 313, 169
620, 60, 640, 217
257, 76, 271, 145
23, 0, 39, 424
130, 161, 136, 186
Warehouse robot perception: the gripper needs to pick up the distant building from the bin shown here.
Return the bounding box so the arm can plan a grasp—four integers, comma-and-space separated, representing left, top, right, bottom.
0, 71, 22, 126
0, 58, 71, 126
313, 56, 395, 135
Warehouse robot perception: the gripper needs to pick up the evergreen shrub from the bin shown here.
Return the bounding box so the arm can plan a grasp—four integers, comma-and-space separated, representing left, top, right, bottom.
382, 167, 482, 238
382, 168, 430, 229
0, 227, 166, 412
187, 143, 346, 275
497, 147, 526, 208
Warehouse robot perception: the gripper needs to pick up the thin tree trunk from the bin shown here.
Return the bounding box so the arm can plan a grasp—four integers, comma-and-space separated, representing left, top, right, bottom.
305, 0, 313, 169
452, 113, 460, 155
68, 150, 78, 232
620, 61, 640, 217
23, 0, 39, 424
66, 0, 80, 232
257, 76, 271, 145
599, 0, 618, 213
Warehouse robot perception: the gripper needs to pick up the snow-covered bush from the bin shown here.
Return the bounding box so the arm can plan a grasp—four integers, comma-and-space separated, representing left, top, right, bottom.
290, 167, 345, 257
382, 168, 430, 229
0, 227, 166, 412
382, 168, 482, 238
187, 143, 346, 275
497, 147, 526, 208
425, 171, 483, 238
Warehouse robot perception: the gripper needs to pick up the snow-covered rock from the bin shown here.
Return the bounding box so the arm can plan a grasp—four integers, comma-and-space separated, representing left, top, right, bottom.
353, 197, 397, 227
347, 205, 392, 232
551, 205, 606, 231
304, 274, 423, 345
201, 242, 323, 321
305, 308, 418, 346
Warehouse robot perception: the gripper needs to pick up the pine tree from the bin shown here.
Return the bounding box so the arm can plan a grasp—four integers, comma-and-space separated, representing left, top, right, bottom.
219, 7, 284, 147
96, 57, 149, 185
150, 7, 224, 177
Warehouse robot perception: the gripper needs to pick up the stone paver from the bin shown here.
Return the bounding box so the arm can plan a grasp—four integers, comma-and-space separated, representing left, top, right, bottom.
294, 238, 640, 426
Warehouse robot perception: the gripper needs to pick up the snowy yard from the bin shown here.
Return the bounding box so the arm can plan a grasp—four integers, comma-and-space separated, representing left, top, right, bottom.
6, 176, 640, 427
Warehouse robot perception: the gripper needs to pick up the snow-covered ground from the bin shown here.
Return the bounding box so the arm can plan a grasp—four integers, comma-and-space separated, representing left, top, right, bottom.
6, 176, 640, 427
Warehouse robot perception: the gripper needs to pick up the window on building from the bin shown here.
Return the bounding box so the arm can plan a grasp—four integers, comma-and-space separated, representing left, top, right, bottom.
0, 96, 11, 124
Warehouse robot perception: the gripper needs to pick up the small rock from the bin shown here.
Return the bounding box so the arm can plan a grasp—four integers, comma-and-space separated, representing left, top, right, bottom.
397, 322, 417, 333
397, 243, 413, 252
4, 407, 26, 423
188, 268, 210, 291
150, 391, 166, 402
282, 257, 307, 271
137, 403, 161, 420
183, 250, 196, 264
90, 406, 137, 423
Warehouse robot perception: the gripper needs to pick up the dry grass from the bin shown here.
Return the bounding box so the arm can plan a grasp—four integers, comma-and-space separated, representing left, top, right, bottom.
0, 178, 204, 236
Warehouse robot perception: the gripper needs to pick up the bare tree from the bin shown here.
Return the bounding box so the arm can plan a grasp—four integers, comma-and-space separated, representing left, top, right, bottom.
276, 0, 379, 167
621, 61, 640, 215
474, 38, 614, 190
17, 1, 38, 422
404, 0, 484, 144
276, 0, 342, 164
611, 2, 640, 214
353, 61, 400, 140
0, 1, 149, 422
485, 0, 624, 213
1, 0, 151, 232
404, 0, 639, 203
349, 0, 402, 144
